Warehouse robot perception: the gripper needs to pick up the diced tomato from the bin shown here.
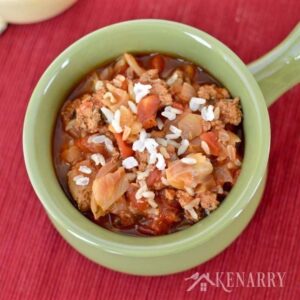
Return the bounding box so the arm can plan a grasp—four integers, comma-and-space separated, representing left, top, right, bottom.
75, 136, 107, 155
172, 102, 184, 111
200, 131, 221, 156
137, 94, 160, 129
138, 212, 177, 235
161, 209, 178, 224
150, 54, 165, 73
147, 218, 168, 235
113, 133, 134, 158
146, 169, 162, 188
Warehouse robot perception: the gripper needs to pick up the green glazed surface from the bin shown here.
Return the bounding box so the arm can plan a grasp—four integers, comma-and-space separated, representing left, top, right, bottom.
249, 23, 300, 106
53, 173, 267, 275
23, 20, 300, 275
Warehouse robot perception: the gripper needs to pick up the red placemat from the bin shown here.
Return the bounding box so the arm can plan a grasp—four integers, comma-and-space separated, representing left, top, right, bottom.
0, 0, 299, 299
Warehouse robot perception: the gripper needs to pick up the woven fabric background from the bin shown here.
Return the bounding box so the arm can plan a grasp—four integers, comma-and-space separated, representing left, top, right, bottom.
0, 0, 299, 299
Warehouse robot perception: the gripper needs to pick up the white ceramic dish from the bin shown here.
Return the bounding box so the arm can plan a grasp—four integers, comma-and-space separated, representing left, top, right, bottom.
0, 0, 77, 26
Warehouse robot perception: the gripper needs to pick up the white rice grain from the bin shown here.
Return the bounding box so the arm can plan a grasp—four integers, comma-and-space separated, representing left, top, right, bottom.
201, 141, 210, 155
91, 153, 106, 166
73, 175, 89, 186
181, 157, 197, 165
128, 101, 137, 114
156, 118, 164, 130
79, 165, 92, 174
133, 82, 152, 103
201, 105, 215, 121
111, 109, 122, 133
100, 107, 114, 123
177, 139, 189, 155
122, 156, 139, 169
189, 97, 206, 111
156, 138, 168, 147
88, 135, 106, 144
156, 153, 166, 170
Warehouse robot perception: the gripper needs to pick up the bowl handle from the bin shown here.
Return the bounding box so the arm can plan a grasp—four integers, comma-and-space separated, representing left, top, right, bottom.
248, 23, 300, 107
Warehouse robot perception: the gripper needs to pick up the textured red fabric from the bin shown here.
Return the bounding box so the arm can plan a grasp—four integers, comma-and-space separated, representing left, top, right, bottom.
0, 0, 299, 299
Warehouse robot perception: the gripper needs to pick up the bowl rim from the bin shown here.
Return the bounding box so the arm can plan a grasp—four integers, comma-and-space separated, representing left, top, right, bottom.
23, 19, 270, 258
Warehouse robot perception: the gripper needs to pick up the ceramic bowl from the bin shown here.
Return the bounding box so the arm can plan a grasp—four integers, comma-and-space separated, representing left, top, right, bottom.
0, 0, 77, 24
23, 20, 300, 275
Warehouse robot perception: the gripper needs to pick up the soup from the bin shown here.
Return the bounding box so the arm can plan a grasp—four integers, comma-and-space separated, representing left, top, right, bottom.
53, 53, 243, 236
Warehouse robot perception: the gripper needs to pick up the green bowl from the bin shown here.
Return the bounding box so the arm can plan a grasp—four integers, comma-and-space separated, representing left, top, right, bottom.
23, 20, 300, 275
